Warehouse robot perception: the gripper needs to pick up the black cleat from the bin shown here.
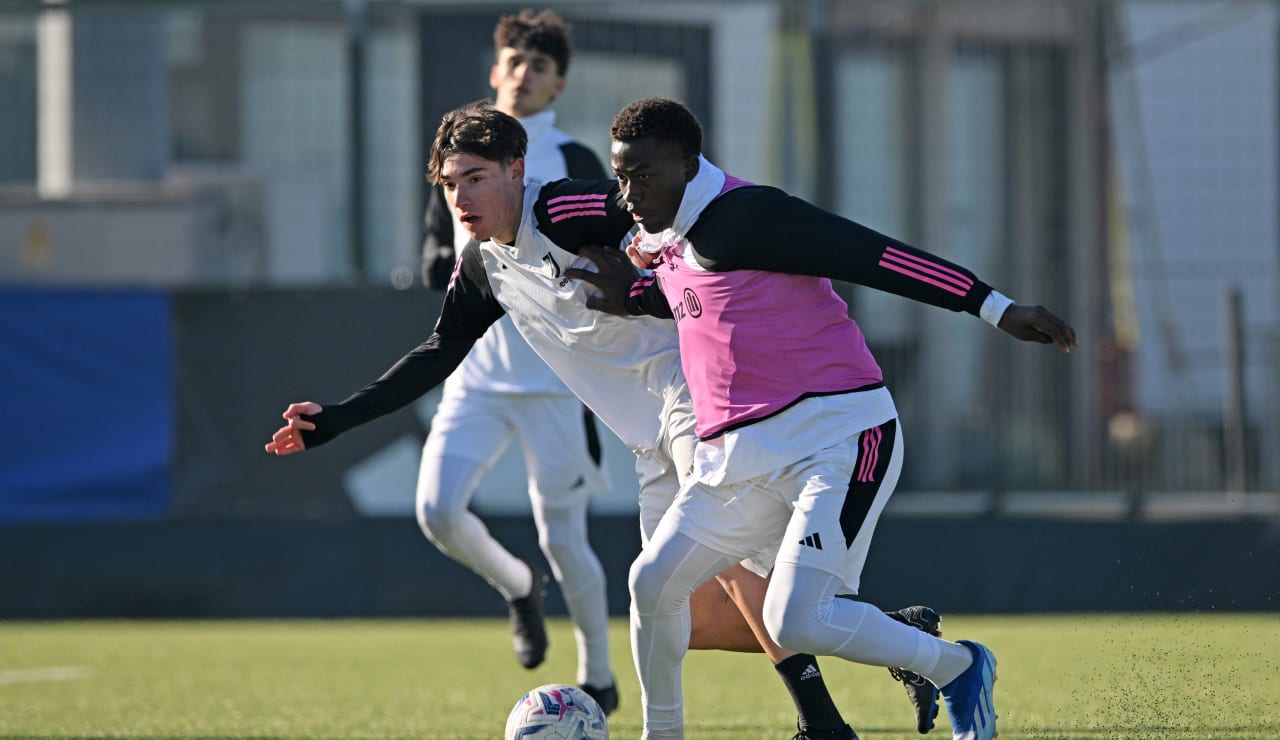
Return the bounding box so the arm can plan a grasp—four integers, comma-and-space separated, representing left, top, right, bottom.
579, 680, 619, 716
791, 722, 858, 740
885, 605, 943, 734
506, 564, 550, 669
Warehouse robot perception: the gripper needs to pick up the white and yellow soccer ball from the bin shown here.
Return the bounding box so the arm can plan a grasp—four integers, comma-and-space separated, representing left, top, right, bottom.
504, 683, 609, 739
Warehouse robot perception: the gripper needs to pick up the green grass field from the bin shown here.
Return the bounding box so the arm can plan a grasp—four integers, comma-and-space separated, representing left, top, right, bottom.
1, 615, 1276, 739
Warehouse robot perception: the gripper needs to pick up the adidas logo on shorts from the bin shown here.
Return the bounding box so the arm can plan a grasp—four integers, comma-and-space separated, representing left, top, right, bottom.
798, 532, 823, 550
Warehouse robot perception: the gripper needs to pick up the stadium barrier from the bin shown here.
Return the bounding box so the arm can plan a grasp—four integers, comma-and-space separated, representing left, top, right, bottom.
3, 515, 1278, 618
2, 287, 1278, 618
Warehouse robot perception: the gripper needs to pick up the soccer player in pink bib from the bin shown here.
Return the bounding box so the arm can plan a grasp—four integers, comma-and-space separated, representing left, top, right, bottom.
569, 97, 1077, 740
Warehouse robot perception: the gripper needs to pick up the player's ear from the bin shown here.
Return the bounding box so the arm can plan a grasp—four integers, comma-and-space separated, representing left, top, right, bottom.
509, 157, 525, 183
683, 154, 699, 184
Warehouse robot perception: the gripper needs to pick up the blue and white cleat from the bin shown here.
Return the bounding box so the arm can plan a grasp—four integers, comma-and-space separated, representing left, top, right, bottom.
939, 640, 998, 740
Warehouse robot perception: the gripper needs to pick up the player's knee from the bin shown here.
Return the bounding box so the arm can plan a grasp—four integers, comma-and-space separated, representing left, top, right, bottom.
416, 496, 465, 543
763, 587, 823, 654
538, 523, 594, 575
628, 553, 673, 615
536, 520, 562, 552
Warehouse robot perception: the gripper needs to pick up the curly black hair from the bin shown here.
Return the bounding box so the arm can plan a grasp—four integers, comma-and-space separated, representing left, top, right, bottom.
427, 101, 528, 184
494, 9, 572, 76
609, 98, 702, 159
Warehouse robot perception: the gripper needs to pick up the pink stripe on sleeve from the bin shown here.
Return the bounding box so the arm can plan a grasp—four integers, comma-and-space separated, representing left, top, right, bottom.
548, 200, 608, 215
549, 208, 608, 224
878, 261, 969, 297
883, 246, 974, 288
880, 253, 973, 292
546, 193, 609, 206
630, 275, 656, 298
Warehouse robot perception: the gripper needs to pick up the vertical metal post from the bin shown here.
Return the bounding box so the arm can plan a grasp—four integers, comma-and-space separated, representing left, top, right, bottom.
808, 0, 835, 210
37, 4, 73, 198
345, 0, 367, 281
915, 7, 953, 490
1222, 285, 1247, 493
1067, 2, 1103, 489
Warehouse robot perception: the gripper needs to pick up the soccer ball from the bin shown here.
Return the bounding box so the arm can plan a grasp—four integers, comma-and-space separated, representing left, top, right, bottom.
504, 683, 609, 739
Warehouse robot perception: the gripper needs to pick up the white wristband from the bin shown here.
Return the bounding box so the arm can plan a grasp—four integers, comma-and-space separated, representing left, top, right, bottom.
980, 290, 1014, 327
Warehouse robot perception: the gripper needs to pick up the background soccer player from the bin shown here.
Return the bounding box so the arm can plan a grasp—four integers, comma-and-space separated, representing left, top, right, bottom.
416, 10, 617, 711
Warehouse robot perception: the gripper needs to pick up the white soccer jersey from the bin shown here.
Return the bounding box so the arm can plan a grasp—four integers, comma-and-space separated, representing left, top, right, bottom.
474, 182, 684, 451
436, 110, 604, 397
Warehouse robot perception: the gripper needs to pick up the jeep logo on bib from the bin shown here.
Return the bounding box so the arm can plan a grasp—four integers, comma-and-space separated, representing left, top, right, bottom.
683, 288, 702, 318
673, 288, 702, 322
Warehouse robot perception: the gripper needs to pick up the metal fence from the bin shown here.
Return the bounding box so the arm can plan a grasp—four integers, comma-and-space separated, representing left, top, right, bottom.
1, 0, 1277, 497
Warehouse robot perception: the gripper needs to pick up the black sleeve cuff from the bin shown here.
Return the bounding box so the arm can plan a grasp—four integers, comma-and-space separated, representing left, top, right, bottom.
298, 406, 353, 449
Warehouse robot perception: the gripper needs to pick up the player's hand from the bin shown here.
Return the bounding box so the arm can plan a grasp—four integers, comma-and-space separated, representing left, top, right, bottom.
626, 233, 658, 269
264, 401, 322, 456
564, 244, 640, 316
997, 304, 1078, 353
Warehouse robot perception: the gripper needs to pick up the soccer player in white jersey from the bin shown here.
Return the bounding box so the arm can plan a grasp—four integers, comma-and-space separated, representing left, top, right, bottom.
568, 98, 1078, 740
267, 101, 937, 739
416, 10, 617, 711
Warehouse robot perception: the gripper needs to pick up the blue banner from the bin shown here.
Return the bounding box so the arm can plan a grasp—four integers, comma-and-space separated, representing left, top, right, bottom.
0, 290, 171, 521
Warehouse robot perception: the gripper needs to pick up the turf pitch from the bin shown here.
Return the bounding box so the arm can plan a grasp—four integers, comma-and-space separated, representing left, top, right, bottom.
1, 614, 1276, 738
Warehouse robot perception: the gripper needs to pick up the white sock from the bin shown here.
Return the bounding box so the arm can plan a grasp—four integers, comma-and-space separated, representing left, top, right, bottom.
915, 640, 974, 688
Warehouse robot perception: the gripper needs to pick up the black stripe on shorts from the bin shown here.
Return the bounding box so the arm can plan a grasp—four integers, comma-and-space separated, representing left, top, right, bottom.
838, 418, 897, 549
582, 406, 603, 467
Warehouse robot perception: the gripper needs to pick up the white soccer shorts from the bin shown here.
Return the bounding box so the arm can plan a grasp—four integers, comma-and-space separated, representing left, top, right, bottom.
659, 417, 903, 593
634, 380, 699, 543
423, 389, 608, 509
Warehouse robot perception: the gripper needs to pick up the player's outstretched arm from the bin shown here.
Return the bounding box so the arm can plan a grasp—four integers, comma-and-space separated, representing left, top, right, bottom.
262, 243, 506, 457
264, 401, 322, 456
996, 304, 1078, 353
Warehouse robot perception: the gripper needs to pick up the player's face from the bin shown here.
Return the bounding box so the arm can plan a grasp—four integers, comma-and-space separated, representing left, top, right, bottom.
490, 46, 565, 118
611, 137, 698, 234
439, 153, 525, 244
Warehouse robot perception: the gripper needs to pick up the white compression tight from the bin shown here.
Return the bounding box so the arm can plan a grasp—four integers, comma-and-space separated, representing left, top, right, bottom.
764, 564, 973, 688
532, 492, 610, 687
417, 453, 611, 687
629, 530, 743, 737
629, 530, 975, 737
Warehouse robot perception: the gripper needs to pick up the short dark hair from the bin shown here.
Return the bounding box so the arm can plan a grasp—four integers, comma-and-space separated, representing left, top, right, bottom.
494, 9, 572, 76
609, 97, 703, 159
427, 101, 527, 184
